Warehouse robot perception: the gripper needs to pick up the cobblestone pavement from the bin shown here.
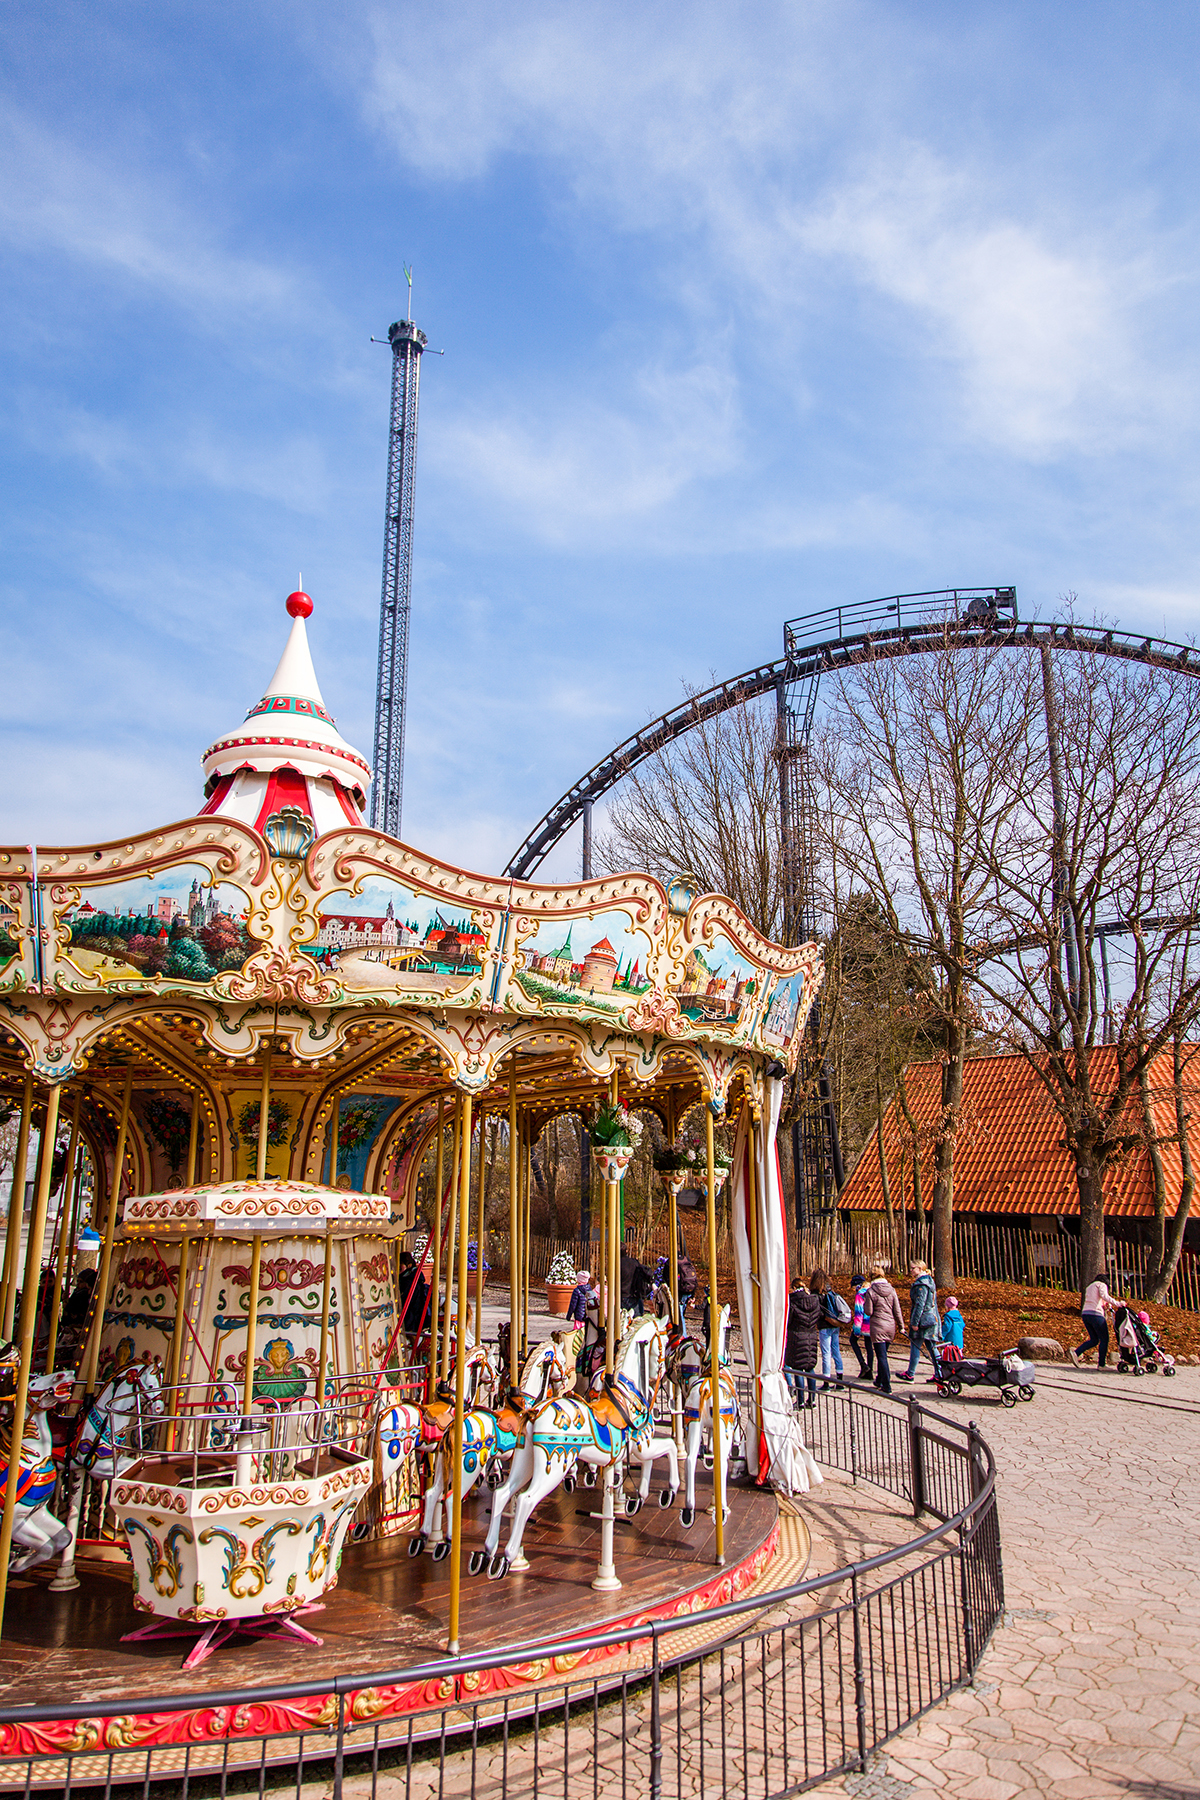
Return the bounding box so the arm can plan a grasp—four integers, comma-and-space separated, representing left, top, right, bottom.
817, 1365, 1200, 1800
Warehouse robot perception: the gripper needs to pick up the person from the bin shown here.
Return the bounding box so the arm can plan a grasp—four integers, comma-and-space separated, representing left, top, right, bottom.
566, 1268, 592, 1323
1071, 1276, 1115, 1368
676, 1253, 699, 1316
396, 1251, 429, 1339
849, 1269, 873, 1379
864, 1261, 903, 1396
61, 1267, 97, 1330
898, 1260, 942, 1383
813, 1268, 845, 1390
939, 1295, 965, 1363
620, 1248, 655, 1316
784, 1273, 822, 1408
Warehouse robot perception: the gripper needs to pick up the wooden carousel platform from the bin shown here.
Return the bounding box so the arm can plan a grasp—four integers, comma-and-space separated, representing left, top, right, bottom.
0, 1468, 784, 1775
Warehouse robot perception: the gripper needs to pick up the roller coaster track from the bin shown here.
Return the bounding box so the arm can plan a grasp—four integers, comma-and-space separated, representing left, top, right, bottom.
504, 593, 1200, 880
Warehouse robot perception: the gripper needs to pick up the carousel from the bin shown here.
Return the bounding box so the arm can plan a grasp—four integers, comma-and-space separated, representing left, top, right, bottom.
0, 589, 823, 1735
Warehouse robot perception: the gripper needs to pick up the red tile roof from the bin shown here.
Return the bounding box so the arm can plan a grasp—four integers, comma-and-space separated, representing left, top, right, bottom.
839, 1048, 1200, 1220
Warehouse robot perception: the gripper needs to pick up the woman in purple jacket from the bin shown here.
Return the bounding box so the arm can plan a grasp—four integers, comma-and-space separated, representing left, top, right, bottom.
863, 1261, 904, 1396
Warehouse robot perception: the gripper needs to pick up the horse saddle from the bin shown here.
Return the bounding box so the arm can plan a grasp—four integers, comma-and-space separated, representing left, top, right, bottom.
584, 1388, 630, 1434
421, 1399, 455, 1444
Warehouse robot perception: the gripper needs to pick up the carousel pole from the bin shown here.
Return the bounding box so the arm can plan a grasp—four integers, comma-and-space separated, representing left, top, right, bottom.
519, 1119, 531, 1362
83, 1066, 133, 1392
44, 1088, 83, 1372
316, 1225, 334, 1407
256, 1050, 272, 1183
428, 1095, 445, 1399
0, 1080, 61, 1636
593, 1070, 621, 1593
447, 1090, 473, 1655
667, 1096, 680, 1330
62, 1123, 89, 1318
242, 1233, 263, 1421
507, 1064, 518, 1391
474, 1111, 486, 1345
0, 1074, 34, 1339
440, 1097, 462, 1384
185, 1089, 200, 1187
165, 1235, 191, 1449
705, 1104, 725, 1566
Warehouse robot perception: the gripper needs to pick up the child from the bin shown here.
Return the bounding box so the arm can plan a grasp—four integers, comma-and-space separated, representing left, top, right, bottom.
940, 1295, 965, 1363
849, 1269, 873, 1379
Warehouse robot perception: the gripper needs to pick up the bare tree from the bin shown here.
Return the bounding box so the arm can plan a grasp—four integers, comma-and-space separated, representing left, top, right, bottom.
971, 643, 1200, 1288
598, 688, 783, 939
818, 634, 1042, 1284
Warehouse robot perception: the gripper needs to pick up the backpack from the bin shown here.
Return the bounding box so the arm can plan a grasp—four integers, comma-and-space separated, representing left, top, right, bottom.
828, 1290, 853, 1325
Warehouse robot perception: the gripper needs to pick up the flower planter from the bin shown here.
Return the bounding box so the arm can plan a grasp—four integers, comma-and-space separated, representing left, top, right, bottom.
546, 1282, 575, 1317
592, 1145, 634, 1185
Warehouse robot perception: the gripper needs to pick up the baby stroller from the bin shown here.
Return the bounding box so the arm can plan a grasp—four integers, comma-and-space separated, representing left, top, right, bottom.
1114, 1304, 1176, 1376
937, 1348, 1036, 1407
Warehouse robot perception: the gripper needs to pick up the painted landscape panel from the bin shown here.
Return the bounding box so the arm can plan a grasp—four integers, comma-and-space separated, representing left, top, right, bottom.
763, 970, 805, 1047
674, 930, 763, 1037
307, 878, 496, 999
59, 868, 255, 985
514, 910, 654, 1019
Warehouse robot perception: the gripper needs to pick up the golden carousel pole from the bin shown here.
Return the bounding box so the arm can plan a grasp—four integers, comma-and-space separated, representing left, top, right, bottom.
0, 1074, 34, 1339
440, 1097, 462, 1386
446, 1089, 473, 1655
83, 1066, 133, 1393
667, 1095, 680, 1329
522, 1121, 533, 1361
162, 1090, 202, 1448
0, 1078, 61, 1636
427, 1095, 445, 1399
185, 1089, 200, 1187
705, 1102, 725, 1567
507, 1063, 518, 1390
474, 1110, 486, 1345
316, 1225, 334, 1410
44, 1088, 83, 1373
593, 1069, 621, 1593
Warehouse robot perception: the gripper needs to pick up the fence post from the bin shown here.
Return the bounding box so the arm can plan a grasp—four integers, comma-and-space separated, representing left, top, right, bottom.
333, 1689, 346, 1800
649, 1626, 663, 1799
848, 1386, 858, 1486
850, 1569, 869, 1773
907, 1396, 926, 1518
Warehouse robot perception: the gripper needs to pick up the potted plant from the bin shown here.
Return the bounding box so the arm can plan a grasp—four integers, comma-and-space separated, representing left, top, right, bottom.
546, 1249, 578, 1317
590, 1102, 642, 1185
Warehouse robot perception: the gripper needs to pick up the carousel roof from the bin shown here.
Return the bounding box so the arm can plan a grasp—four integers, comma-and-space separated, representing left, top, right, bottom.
121, 1177, 394, 1235
199, 589, 372, 833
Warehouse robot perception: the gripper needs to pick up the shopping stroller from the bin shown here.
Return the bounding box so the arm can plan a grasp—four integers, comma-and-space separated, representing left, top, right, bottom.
937, 1347, 1036, 1407
1114, 1304, 1176, 1376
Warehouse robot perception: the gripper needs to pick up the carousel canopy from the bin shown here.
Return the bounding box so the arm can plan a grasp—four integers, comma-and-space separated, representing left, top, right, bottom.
199, 589, 372, 833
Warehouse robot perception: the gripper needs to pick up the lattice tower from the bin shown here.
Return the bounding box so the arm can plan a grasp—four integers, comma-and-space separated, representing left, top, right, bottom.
370, 316, 428, 838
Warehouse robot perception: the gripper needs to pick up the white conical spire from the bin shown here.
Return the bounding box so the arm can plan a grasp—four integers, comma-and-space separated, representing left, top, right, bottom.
199, 589, 371, 833
261, 612, 328, 711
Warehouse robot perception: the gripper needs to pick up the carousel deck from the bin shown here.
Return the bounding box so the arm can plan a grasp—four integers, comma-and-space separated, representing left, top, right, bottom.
0, 1470, 778, 1717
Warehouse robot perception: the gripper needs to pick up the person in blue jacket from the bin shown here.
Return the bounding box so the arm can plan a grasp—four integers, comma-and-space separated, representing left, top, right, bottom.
897, 1260, 942, 1382
940, 1295, 965, 1358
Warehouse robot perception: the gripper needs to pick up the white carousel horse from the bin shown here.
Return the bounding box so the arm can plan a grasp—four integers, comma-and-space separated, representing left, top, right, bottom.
373, 1336, 499, 1473
678, 1304, 740, 1527
0, 1361, 76, 1574
69, 1353, 165, 1479
483, 1312, 675, 1580
55, 1353, 166, 1582
410, 1331, 577, 1566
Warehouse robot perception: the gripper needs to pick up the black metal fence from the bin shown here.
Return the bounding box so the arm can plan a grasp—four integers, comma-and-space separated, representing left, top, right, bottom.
0, 1389, 1003, 1797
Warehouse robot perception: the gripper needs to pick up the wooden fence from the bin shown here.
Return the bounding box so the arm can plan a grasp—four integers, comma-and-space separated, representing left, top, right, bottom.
471, 1216, 1200, 1313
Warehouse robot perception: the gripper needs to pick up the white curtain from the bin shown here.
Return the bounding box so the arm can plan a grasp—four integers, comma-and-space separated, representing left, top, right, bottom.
729, 1077, 823, 1495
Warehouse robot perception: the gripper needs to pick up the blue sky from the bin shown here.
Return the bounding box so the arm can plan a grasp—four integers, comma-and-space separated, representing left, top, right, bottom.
2, 2, 1199, 877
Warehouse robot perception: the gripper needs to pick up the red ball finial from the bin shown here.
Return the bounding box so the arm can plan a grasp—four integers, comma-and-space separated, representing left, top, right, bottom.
286, 589, 313, 619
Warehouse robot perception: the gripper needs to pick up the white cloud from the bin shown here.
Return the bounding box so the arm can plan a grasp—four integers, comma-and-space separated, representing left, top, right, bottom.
430, 354, 740, 541
338, 3, 1186, 463
0, 104, 308, 328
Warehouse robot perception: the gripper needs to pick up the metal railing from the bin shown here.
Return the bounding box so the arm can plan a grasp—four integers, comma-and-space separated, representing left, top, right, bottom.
0, 1387, 1003, 1797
